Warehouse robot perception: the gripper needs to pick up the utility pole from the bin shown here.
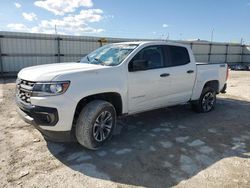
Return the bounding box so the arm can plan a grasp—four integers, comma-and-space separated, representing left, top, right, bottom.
179, 33, 183, 40
240, 38, 244, 45
55, 25, 58, 35
166, 33, 169, 40
211, 28, 214, 42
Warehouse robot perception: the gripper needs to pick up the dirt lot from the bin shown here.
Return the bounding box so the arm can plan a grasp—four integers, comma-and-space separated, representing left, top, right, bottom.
0, 71, 250, 188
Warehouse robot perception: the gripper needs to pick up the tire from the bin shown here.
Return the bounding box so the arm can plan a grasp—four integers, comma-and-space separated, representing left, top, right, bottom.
75, 100, 116, 150
191, 87, 216, 113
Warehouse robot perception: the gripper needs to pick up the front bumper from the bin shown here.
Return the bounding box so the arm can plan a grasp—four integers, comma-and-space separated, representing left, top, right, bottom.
16, 98, 73, 142
16, 97, 59, 126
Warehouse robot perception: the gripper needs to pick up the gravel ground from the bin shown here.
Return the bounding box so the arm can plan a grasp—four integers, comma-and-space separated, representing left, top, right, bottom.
0, 71, 250, 188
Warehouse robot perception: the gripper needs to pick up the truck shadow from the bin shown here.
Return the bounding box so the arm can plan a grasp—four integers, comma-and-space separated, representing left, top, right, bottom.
47, 96, 250, 187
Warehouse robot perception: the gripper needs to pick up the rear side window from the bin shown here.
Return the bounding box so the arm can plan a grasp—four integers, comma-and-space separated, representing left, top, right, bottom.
168, 46, 190, 66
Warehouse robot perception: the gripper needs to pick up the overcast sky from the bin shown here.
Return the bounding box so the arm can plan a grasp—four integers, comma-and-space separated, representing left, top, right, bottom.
0, 0, 250, 44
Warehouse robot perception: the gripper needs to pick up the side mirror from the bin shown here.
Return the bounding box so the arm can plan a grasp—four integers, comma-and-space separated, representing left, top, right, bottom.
129, 59, 148, 72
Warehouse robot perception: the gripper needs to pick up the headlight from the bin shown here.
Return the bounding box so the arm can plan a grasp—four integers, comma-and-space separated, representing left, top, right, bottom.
32, 81, 70, 97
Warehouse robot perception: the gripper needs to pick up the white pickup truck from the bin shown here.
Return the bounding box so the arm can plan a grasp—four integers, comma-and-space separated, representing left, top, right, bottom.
16, 41, 228, 149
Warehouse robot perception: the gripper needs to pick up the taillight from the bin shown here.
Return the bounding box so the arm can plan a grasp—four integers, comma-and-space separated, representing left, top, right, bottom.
226, 66, 229, 81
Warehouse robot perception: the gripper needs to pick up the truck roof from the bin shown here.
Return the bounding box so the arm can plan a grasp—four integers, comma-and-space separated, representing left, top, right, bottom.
114, 41, 189, 48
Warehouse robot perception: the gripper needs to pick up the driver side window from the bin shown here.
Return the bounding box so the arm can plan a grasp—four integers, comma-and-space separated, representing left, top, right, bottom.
129, 46, 165, 71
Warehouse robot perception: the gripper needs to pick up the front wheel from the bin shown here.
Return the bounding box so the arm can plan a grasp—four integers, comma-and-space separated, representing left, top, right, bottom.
75, 100, 116, 150
192, 87, 216, 113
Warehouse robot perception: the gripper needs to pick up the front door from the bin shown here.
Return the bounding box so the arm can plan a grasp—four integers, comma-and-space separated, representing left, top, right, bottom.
127, 45, 172, 113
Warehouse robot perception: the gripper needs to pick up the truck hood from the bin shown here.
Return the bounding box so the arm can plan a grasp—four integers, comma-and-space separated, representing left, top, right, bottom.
18, 62, 105, 81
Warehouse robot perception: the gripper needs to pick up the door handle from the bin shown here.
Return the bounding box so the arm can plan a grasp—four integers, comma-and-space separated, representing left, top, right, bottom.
187, 70, 194, 74
160, 73, 170, 77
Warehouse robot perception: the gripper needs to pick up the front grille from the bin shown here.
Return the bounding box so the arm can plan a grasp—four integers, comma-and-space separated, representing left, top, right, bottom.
16, 79, 36, 104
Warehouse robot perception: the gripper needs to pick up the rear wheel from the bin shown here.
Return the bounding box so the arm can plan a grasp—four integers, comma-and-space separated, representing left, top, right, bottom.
76, 100, 116, 150
192, 87, 216, 113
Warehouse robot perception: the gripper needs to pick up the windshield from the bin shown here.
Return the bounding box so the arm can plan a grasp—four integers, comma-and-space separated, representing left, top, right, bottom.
80, 43, 138, 66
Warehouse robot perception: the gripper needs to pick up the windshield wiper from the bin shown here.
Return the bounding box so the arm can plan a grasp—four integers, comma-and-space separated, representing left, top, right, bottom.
87, 56, 90, 62
94, 58, 106, 66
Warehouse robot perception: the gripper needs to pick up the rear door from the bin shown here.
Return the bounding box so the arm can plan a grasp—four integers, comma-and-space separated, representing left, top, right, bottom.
165, 45, 196, 104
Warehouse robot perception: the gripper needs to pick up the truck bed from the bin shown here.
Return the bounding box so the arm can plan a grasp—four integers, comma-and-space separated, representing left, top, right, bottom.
190, 62, 228, 100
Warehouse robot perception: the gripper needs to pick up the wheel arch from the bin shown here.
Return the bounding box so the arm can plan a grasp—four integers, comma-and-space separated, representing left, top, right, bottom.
73, 92, 123, 125
203, 80, 219, 93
